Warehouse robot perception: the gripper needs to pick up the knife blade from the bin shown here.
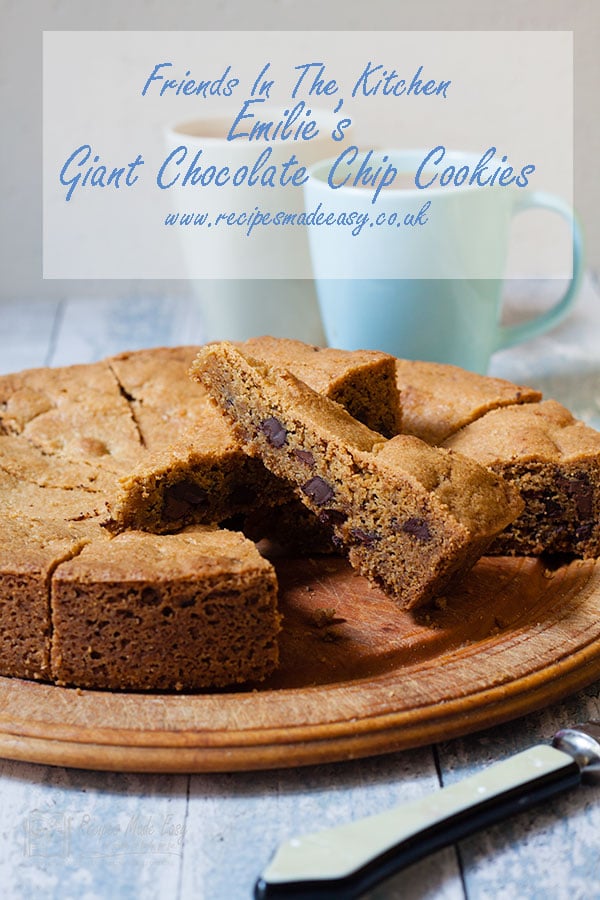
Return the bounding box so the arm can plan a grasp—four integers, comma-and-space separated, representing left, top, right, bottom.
255, 721, 600, 900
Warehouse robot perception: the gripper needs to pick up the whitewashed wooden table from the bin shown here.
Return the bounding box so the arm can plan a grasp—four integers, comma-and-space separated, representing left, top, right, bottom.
0, 277, 599, 900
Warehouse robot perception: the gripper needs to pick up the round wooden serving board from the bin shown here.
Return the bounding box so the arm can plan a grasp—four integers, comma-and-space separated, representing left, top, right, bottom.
1, 554, 600, 773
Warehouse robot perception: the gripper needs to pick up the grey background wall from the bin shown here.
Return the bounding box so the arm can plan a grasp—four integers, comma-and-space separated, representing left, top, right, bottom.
1, 0, 598, 302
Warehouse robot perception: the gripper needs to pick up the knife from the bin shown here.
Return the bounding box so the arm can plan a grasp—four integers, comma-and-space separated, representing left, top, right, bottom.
254, 721, 600, 899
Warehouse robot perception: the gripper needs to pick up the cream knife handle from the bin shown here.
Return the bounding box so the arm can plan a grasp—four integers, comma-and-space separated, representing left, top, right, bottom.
255, 745, 581, 899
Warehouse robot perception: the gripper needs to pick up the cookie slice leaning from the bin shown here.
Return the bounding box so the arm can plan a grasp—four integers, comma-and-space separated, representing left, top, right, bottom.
191, 343, 523, 609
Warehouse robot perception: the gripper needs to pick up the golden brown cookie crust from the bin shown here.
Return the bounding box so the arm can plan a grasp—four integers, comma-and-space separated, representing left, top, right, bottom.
396, 358, 541, 444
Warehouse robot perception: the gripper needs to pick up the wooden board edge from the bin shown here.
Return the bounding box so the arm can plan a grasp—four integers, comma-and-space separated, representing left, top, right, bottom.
0, 656, 598, 772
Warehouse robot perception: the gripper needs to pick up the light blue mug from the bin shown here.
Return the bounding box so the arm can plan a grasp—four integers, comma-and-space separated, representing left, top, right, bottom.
303, 150, 583, 373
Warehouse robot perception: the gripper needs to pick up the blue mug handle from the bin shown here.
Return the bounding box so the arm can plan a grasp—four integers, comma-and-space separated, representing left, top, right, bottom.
495, 191, 584, 350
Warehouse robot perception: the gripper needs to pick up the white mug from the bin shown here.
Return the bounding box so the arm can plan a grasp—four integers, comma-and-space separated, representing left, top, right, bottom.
165, 109, 345, 343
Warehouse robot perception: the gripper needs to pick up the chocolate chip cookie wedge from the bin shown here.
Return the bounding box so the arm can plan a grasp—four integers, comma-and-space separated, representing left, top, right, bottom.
443, 399, 600, 557
191, 343, 523, 609
51, 526, 281, 691
111, 404, 288, 534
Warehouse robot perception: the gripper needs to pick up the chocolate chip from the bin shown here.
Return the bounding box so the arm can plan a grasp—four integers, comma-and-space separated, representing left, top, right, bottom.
575, 522, 594, 540
400, 517, 432, 541
163, 481, 208, 520
163, 496, 189, 521
294, 449, 315, 467
556, 473, 593, 519
319, 508, 348, 526
542, 495, 562, 518
302, 476, 334, 506
170, 481, 208, 505
350, 527, 380, 546
260, 417, 287, 448
573, 485, 592, 519
140, 587, 161, 606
